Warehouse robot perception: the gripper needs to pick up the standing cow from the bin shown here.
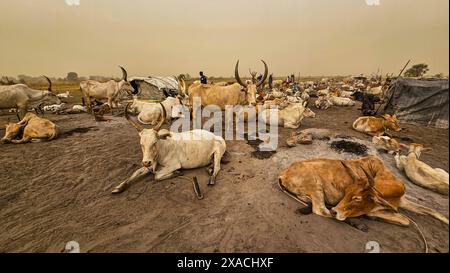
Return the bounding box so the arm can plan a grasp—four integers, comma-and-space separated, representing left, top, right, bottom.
80, 66, 131, 113
188, 60, 268, 117
0, 76, 61, 119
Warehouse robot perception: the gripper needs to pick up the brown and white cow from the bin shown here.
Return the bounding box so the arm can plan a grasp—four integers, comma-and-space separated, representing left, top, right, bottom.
1, 112, 59, 144
353, 114, 401, 136
372, 136, 403, 154
278, 156, 448, 226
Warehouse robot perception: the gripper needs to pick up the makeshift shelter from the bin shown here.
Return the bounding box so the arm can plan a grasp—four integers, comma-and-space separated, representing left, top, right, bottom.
129, 76, 179, 100
383, 77, 449, 129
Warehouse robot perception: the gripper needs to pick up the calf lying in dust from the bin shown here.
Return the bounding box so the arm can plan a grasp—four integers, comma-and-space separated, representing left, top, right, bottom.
372, 135, 404, 154
1, 112, 59, 144
286, 128, 338, 147
395, 143, 449, 196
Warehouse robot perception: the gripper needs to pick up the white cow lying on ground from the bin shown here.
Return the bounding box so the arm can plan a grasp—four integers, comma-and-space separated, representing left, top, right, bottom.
43, 103, 67, 113
57, 91, 71, 99
261, 101, 316, 129
395, 143, 449, 196
328, 95, 355, 106
136, 97, 185, 125
112, 104, 227, 194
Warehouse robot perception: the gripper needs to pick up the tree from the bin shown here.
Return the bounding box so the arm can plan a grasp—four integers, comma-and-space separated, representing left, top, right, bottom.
404, 63, 429, 78
67, 72, 79, 81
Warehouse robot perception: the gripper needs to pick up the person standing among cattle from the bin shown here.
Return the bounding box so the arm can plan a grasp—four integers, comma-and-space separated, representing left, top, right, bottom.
199, 71, 208, 84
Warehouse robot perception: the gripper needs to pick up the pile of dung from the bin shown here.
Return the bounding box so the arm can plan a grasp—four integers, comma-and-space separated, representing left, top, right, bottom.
245, 134, 277, 160
330, 140, 368, 156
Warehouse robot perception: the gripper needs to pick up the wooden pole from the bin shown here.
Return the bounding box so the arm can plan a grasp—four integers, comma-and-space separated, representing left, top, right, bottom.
398, 59, 411, 78
381, 59, 412, 112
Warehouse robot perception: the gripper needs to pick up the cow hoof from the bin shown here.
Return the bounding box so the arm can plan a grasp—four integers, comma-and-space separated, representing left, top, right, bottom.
111, 186, 126, 194
207, 177, 215, 186
206, 167, 213, 176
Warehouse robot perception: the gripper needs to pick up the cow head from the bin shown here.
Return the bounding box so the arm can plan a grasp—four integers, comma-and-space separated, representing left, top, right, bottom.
303, 107, 316, 118
382, 114, 401, 132
406, 143, 432, 158
125, 103, 169, 172
1, 123, 24, 144
235, 60, 268, 106
331, 162, 398, 221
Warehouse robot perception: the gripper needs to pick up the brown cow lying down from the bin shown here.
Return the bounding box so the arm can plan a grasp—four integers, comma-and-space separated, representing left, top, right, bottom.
353, 114, 401, 136
278, 156, 448, 226
1, 112, 59, 144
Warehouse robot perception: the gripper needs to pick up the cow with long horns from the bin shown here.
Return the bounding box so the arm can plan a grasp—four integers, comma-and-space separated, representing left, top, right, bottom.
0, 76, 61, 119
80, 66, 131, 114
187, 60, 268, 116
111, 103, 227, 194
278, 156, 448, 226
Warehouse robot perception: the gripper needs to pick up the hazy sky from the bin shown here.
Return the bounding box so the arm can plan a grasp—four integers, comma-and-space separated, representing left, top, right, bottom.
0, 0, 448, 78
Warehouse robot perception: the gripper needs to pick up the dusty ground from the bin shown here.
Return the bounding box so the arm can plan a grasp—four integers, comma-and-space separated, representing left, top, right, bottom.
0, 101, 448, 253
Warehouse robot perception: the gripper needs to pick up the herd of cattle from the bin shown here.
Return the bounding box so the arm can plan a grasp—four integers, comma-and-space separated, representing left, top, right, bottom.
0, 61, 448, 251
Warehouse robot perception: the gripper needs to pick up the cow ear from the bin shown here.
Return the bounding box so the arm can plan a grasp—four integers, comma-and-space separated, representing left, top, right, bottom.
157, 129, 171, 140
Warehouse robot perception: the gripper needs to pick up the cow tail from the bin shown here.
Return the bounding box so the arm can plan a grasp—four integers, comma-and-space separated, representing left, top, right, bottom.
401, 214, 428, 253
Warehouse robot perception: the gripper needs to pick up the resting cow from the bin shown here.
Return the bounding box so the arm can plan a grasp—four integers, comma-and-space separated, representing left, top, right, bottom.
261, 102, 316, 129
112, 103, 227, 194
372, 136, 403, 154
353, 114, 401, 136
395, 144, 449, 196
278, 156, 449, 226
328, 96, 355, 107
1, 112, 59, 144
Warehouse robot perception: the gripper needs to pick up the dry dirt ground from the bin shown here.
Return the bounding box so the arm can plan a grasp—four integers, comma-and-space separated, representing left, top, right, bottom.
0, 101, 448, 253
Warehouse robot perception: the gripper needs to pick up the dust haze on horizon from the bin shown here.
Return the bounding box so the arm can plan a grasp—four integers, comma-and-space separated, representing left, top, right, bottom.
0, 0, 448, 79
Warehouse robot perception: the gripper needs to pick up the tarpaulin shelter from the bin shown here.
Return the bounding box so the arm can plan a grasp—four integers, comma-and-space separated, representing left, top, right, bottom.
383, 77, 449, 129
129, 76, 179, 100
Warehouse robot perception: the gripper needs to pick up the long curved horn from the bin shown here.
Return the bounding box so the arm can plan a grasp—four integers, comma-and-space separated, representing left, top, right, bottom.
360, 165, 375, 187
119, 66, 128, 82
256, 60, 269, 87
42, 76, 52, 92
235, 60, 247, 88
341, 161, 359, 181
153, 103, 167, 131
125, 103, 143, 132
176, 75, 187, 96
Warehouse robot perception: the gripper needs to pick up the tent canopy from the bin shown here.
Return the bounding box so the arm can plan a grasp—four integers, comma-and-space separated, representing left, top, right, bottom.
128, 76, 179, 100
383, 78, 449, 129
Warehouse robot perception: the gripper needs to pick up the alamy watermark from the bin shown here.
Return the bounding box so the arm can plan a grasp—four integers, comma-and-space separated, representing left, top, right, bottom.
167, 97, 280, 151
